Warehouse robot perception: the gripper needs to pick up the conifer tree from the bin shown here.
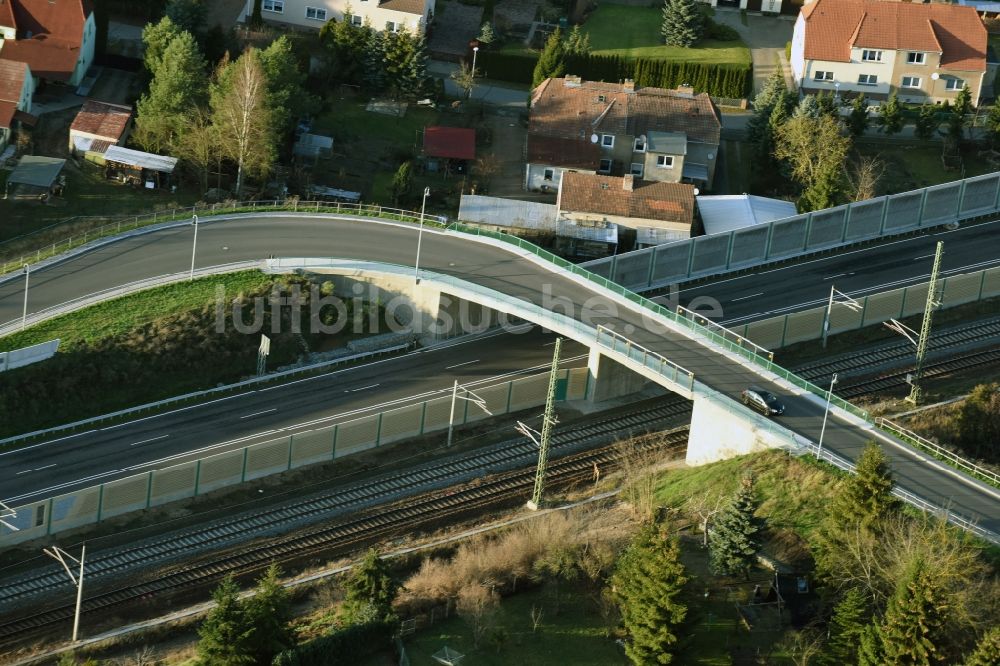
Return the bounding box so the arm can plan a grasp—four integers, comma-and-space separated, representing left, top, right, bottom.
835, 440, 898, 529
746, 71, 790, 162
565, 24, 591, 56
870, 558, 950, 666
964, 626, 1000, 666
793, 94, 820, 119
244, 564, 294, 663
822, 587, 870, 665
915, 104, 939, 140
815, 90, 839, 118
847, 94, 869, 137
877, 92, 904, 136
709, 478, 761, 578
135, 30, 208, 154
197, 575, 255, 665
532, 28, 566, 88
611, 522, 688, 665
661, 0, 703, 48
342, 549, 399, 624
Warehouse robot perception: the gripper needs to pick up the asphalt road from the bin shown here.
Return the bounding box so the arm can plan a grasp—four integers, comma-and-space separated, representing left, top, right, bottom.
1, 328, 586, 503
0, 215, 997, 533
672, 219, 1000, 326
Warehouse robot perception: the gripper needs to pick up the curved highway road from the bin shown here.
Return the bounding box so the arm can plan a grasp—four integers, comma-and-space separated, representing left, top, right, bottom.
0, 214, 997, 534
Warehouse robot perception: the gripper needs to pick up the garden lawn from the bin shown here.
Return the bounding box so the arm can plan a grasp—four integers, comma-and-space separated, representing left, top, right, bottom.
398, 583, 625, 666
854, 140, 997, 194
581, 5, 750, 65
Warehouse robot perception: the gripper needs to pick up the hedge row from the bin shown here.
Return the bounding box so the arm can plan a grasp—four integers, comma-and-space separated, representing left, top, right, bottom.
272, 620, 396, 665
478, 52, 751, 98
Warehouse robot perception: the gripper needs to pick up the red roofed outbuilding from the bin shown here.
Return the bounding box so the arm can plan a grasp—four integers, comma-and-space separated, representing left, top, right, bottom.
423, 126, 476, 161
69, 99, 132, 155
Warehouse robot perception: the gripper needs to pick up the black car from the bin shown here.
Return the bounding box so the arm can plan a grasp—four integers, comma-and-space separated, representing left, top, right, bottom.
740, 386, 785, 416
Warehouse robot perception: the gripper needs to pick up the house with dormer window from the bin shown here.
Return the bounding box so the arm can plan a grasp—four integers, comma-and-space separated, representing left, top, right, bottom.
791, 0, 992, 106
525, 76, 721, 194
242, 0, 433, 35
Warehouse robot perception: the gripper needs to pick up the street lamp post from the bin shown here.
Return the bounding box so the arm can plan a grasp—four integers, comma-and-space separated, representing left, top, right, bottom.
44, 543, 86, 643
189, 214, 199, 281
817, 373, 838, 460
447, 379, 492, 447
20, 264, 29, 330
470, 46, 480, 100
414, 187, 430, 284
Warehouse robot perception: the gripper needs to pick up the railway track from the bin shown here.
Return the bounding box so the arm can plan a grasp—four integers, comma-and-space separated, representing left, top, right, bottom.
3, 322, 999, 648
0, 403, 691, 644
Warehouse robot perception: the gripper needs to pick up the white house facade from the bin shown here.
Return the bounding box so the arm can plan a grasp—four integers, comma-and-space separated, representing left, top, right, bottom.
244, 0, 434, 35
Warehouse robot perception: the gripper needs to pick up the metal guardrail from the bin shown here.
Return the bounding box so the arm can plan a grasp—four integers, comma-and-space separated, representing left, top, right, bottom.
797, 438, 1000, 545
0, 343, 411, 449
876, 417, 1000, 490
0, 200, 448, 277
595, 325, 695, 394
676, 304, 774, 361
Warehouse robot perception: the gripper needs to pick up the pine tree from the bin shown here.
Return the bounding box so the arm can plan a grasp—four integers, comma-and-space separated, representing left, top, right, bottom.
141, 16, 182, 76
746, 71, 789, 162
815, 91, 839, 119
874, 558, 950, 665
964, 626, 1000, 666
135, 30, 208, 154
532, 28, 566, 88
793, 94, 820, 119
709, 478, 761, 578
611, 522, 688, 665
847, 94, 869, 137
877, 92, 904, 136
858, 623, 885, 666
244, 564, 294, 664
565, 24, 591, 56
166, 0, 207, 37
363, 27, 388, 92
342, 549, 399, 624
197, 575, 256, 665
661, 0, 703, 48
915, 104, 939, 140
260, 36, 315, 135
835, 441, 898, 529
984, 104, 1000, 148
822, 587, 870, 665
477, 21, 495, 44
954, 84, 974, 118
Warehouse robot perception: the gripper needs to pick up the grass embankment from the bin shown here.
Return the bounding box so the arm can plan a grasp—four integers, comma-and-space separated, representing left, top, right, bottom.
0, 271, 395, 438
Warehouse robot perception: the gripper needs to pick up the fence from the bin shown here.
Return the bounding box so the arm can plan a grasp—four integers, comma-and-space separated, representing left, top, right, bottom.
0, 200, 448, 277
0, 367, 590, 547
581, 171, 1000, 291
0, 339, 59, 372
737, 264, 1000, 350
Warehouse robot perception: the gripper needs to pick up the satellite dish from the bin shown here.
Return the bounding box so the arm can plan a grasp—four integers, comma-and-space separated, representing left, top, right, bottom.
931, 72, 940, 80
693, 188, 700, 196
707, 152, 715, 160
590, 133, 599, 143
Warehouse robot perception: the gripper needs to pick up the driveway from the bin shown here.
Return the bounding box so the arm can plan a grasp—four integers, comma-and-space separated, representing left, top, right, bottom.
713, 9, 795, 96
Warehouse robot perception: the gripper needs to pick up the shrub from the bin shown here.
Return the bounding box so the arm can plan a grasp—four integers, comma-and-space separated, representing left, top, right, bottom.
271, 620, 396, 666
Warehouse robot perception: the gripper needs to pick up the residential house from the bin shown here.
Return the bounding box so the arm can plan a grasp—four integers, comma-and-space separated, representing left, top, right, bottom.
68, 99, 132, 156
699, 0, 798, 17
0, 0, 96, 87
243, 0, 433, 35
526, 76, 721, 193
557, 172, 696, 241
791, 0, 991, 106
0, 57, 31, 151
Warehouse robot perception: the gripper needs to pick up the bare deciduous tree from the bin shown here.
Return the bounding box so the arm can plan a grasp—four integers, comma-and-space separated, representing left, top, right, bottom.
456, 583, 498, 648
449, 60, 479, 99
530, 603, 544, 632
845, 155, 885, 202
687, 489, 727, 548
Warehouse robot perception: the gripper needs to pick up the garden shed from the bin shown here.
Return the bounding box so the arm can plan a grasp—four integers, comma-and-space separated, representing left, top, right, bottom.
103, 146, 178, 190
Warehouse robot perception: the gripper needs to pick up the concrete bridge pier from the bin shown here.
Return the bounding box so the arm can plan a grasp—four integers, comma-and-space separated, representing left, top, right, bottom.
686, 390, 801, 466
586, 347, 650, 403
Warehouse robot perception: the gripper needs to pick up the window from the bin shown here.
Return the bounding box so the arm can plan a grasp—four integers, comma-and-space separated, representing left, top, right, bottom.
597, 94, 607, 103
906, 52, 925, 65
901, 76, 921, 89
945, 77, 965, 91
630, 163, 644, 178
858, 74, 878, 86
656, 155, 674, 169
598, 159, 612, 174
386, 21, 401, 32
305, 6, 327, 20
262, 0, 283, 12
601, 134, 614, 148
813, 70, 833, 81
350, 14, 362, 25
633, 137, 646, 152
861, 49, 882, 62
543, 168, 554, 181
35, 505, 44, 527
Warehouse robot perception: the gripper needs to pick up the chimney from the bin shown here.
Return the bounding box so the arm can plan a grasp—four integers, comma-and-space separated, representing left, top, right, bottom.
564, 74, 582, 87
622, 79, 635, 93
675, 84, 695, 96
622, 174, 634, 192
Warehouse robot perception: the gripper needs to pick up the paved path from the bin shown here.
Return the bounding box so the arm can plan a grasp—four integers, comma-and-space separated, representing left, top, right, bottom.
713, 9, 795, 96
430, 59, 529, 108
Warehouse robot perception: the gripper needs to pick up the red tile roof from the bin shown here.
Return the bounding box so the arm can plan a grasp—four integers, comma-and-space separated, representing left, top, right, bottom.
0, 0, 16, 29
70, 99, 131, 141
801, 0, 986, 71
423, 126, 476, 160
559, 172, 695, 226
527, 135, 601, 170
529, 77, 721, 146
0, 58, 28, 103
0, 0, 92, 82
0, 99, 15, 128
379, 0, 427, 15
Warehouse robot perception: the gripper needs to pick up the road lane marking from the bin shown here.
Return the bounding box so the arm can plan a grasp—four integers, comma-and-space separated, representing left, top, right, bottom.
240, 408, 277, 419
913, 254, 936, 260
730, 292, 763, 302
445, 360, 479, 369
823, 273, 853, 280
346, 384, 380, 392
130, 435, 169, 447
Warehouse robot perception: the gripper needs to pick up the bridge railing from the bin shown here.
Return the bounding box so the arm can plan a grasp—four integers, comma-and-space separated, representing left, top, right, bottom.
877, 417, 1000, 489
595, 325, 695, 394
